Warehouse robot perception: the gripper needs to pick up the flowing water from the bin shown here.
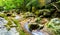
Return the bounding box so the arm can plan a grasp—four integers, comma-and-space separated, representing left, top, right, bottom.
24, 22, 47, 35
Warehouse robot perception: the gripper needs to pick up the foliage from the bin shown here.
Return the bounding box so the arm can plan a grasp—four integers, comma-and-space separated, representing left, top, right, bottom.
47, 18, 60, 35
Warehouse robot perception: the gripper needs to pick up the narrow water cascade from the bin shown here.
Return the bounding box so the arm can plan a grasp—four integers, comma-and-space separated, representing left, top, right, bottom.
24, 22, 49, 35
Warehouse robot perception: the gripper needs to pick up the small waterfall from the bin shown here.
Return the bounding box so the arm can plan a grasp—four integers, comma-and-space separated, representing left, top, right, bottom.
24, 22, 47, 35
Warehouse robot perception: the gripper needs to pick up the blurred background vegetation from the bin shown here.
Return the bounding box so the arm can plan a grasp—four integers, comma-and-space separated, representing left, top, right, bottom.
0, 0, 60, 17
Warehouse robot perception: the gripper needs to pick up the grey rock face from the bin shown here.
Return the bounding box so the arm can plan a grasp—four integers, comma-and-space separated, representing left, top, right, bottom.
0, 17, 19, 35
0, 17, 8, 27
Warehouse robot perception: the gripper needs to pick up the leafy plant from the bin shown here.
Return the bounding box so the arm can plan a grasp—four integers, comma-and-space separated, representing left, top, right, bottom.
47, 18, 60, 35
